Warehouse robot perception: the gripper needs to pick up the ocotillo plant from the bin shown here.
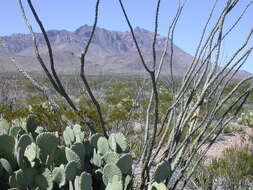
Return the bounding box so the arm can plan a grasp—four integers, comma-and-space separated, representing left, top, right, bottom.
0, 0, 252, 189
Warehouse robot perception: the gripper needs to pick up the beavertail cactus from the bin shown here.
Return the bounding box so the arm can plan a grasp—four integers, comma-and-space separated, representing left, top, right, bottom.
65, 147, 82, 171
15, 168, 37, 188
17, 134, 32, 153
0, 119, 10, 135
116, 153, 132, 175
153, 161, 171, 183
36, 132, 58, 155
63, 126, 75, 146
35, 168, 53, 190
90, 133, 102, 148
103, 152, 120, 164
65, 160, 79, 181
91, 149, 102, 167
109, 133, 127, 153
24, 143, 37, 166
148, 182, 167, 190
9, 125, 21, 138
103, 163, 122, 185
97, 137, 110, 156
52, 164, 66, 187
74, 171, 92, 190
73, 124, 84, 142
106, 175, 123, 190
0, 158, 13, 175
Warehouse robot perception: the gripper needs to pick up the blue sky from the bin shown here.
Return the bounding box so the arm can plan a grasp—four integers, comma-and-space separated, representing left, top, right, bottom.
1, 0, 252, 72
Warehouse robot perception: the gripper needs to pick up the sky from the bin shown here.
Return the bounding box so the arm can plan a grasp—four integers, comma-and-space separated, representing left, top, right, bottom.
1, 0, 252, 73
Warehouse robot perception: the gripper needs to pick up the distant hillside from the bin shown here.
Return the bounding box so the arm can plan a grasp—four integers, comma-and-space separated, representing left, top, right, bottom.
0, 25, 251, 78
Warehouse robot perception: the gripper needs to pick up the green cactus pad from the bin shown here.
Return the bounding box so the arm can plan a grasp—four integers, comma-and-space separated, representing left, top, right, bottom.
15, 168, 36, 188
97, 137, 110, 155
103, 163, 122, 185
108, 134, 117, 152
116, 153, 132, 175
103, 152, 119, 164
17, 134, 32, 153
83, 140, 93, 160
106, 175, 123, 190
0, 158, 13, 175
9, 174, 20, 188
74, 176, 80, 189
71, 142, 85, 164
109, 133, 127, 153
54, 146, 68, 166
73, 124, 84, 142
63, 126, 75, 146
65, 147, 82, 169
52, 164, 66, 187
91, 149, 102, 167
153, 161, 171, 183
90, 133, 102, 148
9, 126, 21, 138
80, 171, 92, 190
36, 132, 58, 155
0, 119, 10, 135
24, 143, 37, 166
74, 172, 92, 190
0, 135, 15, 156
17, 147, 29, 169
148, 182, 167, 190
124, 175, 132, 190
65, 160, 79, 181
35, 168, 53, 190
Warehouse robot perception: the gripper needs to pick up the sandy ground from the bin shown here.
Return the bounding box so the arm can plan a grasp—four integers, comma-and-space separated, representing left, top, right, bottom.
203, 122, 253, 162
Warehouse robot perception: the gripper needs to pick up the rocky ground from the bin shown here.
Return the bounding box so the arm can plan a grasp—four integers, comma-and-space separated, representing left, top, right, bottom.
203, 122, 253, 163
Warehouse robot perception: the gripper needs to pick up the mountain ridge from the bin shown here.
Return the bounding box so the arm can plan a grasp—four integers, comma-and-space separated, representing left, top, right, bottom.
0, 25, 251, 78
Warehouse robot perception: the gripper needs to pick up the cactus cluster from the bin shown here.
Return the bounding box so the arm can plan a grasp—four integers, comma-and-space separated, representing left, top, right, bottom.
237, 112, 253, 127
0, 118, 134, 190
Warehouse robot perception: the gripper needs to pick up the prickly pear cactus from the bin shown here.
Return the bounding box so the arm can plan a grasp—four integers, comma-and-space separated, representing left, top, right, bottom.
0, 119, 10, 135
103, 152, 120, 164
36, 132, 58, 155
103, 163, 122, 185
109, 133, 128, 153
17, 134, 32, 153
0, 158, 13, 175
63, 126, 75, 146
65, 160, 79, 181
116, 153, 133, 175
24, 143, 37, 166
153, 161, 171, 183
35, 168, 53, 190
73, 124, 84, 142
0, 119, 134, 190
74, 171, 92, 190
52, 164, 65, 187
148, 182, 167, 190
106, 175, 124, 190
97, 137, 110, 155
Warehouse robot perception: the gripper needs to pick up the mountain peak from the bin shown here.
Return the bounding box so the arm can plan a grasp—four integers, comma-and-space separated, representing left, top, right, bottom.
1, 25, 248, 78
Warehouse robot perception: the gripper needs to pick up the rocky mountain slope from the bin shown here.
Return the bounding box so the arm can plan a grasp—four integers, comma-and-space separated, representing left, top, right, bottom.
0, 25, 250, 77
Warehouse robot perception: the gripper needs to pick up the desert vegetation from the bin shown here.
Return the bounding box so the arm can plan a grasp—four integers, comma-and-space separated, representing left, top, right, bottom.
0, 0, 253, 189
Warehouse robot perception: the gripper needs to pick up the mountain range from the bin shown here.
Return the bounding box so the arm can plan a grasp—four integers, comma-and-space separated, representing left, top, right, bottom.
0, 25, 250, 78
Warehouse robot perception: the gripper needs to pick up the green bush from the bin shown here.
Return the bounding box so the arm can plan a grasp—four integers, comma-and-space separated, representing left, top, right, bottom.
194, 146, 253, 190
